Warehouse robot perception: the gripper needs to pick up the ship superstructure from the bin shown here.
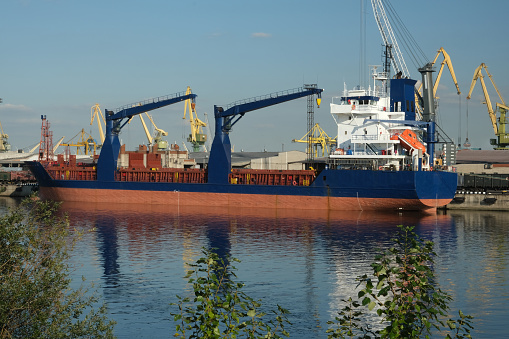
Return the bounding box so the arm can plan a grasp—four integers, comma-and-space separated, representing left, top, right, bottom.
329, 67, 430, 173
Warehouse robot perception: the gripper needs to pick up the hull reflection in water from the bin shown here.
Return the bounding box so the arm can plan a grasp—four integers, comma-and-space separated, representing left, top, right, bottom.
59, 202, 506, 339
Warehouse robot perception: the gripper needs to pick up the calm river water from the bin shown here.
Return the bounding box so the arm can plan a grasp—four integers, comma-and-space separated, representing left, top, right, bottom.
2, 198, 508, 338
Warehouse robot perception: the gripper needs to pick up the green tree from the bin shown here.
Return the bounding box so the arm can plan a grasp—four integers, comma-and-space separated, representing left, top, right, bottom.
0, 198, 116, 338
327, 225, 473, 339
171, 248, 290, 339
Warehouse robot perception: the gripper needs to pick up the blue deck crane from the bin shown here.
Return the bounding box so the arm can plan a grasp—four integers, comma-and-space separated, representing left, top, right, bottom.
208, 86, 323, 184
97, 90, 197, 181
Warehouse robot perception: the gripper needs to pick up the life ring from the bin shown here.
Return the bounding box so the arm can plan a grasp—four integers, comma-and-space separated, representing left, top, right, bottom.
379, 166, 383, 171
292, 181, 297, 186
352, 104, 356, 110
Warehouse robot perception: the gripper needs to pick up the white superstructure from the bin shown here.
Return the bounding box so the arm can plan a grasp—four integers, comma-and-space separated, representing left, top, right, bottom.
329, 67, 430, 171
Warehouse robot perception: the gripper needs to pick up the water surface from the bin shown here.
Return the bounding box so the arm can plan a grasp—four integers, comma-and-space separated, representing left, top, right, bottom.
5, 198, 507, 338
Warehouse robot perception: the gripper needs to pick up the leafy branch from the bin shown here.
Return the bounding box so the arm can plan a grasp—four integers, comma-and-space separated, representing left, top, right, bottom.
171, 248, 290, 339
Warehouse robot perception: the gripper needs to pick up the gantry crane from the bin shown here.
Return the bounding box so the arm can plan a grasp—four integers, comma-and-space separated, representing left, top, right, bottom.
97, 90, 197, 181
466, 63, 509, 150
208, 86, 323, 183
292, 123, 336, 157
128, 112, 169, 150
91, 104, 106, 145
183, 86, 207, 152
61, 129, 99, 155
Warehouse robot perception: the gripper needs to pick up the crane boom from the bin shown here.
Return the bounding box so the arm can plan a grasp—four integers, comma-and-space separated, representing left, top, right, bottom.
183, 86, 207, 152
415, 47, 460, 114
142, 113, 169, 150
137, 114, 153, 145
467, 63, 505, 104
90, 104, 106, 144
431, 47, 461, 96
466, 63, 498, 135
371, 0, 410, 78
467, 64, 509, 149
208, 86, 323, 184
97, 90, 197, 181
0, 120, 10, 152
53, 136, 65, 153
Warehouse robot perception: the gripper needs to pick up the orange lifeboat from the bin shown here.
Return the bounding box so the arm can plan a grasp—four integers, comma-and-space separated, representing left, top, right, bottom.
397, 129, 426, 154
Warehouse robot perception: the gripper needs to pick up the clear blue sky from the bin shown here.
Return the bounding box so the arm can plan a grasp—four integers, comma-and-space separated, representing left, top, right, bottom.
1, 0, 508, 153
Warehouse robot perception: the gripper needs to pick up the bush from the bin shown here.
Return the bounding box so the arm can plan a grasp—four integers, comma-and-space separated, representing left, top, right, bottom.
171, 248, 290, 338
0, 199, 116, 338
326, 225, 473, 339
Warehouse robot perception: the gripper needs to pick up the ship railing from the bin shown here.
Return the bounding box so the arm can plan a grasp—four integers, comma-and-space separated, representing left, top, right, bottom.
114, 91, 189, 113
351, 134, 392, 141
354, 105, 373, 113
222, 87, 308, 110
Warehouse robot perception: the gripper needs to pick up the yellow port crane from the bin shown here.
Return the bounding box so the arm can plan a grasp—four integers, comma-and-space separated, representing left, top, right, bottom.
131, 113, 169, 150
0, 120, 10, 152
292, 123, 336, 157
53, 136, 65, 153
31, 137, 64, 154
182, 86, 207, 152
429, 47, 461, 97
466, 63, 509, 150
61, 129, 99, 155
416, 47, 461, 114
29, 142, 41, 153
90, 104, 106, 145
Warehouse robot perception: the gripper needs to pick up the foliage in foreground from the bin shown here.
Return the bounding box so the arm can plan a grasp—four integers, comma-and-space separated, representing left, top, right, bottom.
171, 248, 290, 339
0, 198, 116, 338
326, 225, 474, 339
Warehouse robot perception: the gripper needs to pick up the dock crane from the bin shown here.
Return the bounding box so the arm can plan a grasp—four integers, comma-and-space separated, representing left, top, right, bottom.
61, 129, 99, 155
182, 86, 207, 152
466, 63, 509, 150
29, 142, 41, 153
98, 90, 197, 181
128, 112, 169, 150
430, 47, 461, 97
292, 123, 336, 157
91, 104, 106, 145
53, 136, 65, 153
0, 121, 10, 152
414, 47, 461, 117
208, 86, 323, 184
417, 47, 461, 98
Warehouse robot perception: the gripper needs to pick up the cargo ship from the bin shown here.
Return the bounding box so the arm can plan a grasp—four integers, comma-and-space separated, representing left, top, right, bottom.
26, 74, 457, 211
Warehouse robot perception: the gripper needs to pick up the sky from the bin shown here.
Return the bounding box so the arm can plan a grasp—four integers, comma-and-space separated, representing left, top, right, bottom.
1, 0, 508, 154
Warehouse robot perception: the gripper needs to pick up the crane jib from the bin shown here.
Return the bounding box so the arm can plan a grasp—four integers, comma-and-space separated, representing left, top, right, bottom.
107, 94, 197, 122
215, 88, 323, 119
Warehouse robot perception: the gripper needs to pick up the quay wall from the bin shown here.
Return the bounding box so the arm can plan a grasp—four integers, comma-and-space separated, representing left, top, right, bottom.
444, 192, 509, 211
